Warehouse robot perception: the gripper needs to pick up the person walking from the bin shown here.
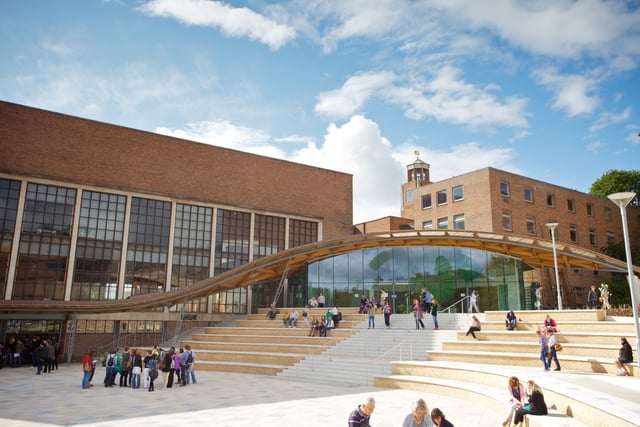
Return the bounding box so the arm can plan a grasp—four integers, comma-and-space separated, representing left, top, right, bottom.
537, 330, 550, 372
431, 297, 439, 330
81, 350, 94, 389
470, 290, 480, 313
367, 302, 376, 329
587, 284, 598, 309
383, 301, 392, 328
546, 330, 561, 371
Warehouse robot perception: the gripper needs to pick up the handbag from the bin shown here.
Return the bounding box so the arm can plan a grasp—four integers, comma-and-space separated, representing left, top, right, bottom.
132, 366, 142, 375
554, 343, 563, 351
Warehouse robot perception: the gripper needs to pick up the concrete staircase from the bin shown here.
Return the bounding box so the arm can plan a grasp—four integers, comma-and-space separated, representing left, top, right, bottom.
374, 310, 639, 427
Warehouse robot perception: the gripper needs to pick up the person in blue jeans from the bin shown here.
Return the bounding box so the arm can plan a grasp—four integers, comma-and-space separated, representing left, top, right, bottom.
131, 350, 143, 389
367, 303, 376, 329
537, 330, 550, 371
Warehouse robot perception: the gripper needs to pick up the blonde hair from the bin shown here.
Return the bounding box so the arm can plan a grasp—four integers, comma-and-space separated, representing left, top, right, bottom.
412, 398, 428, 416
527, 380, 543, 395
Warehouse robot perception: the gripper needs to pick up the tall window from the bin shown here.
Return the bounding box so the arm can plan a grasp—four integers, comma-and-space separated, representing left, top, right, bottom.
604, 207, 612, 221
586, 203, 594, 216
437, 217, 448, 229
289, 219, 318, 248
0, 179, 21, 296
500, 182, 510, 197
214, 209, 250, 274
405, 189, 414, 203
453, 214, 465, 230
72, 191, 126, 300
524, 187, 533, 203
567, 198, 575, 213
171, 203, 212, 312
546, 193, 555, 207
569, 224, 578, 243
502, 210, 512, 231
436, 190, 447, 205
422, 194, 432, 209
589, 228, 597, 246
14, 183, 76, 300
124, 197, 171, 298
526, 216, 536, 235
253, 214, 285, 259
452, 185, 464, 202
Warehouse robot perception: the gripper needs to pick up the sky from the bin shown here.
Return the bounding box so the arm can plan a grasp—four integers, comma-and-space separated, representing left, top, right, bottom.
1, 1, 639, 224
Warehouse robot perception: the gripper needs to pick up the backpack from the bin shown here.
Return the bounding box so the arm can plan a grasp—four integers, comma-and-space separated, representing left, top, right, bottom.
149, 368, 158, 380
186, 351, 193, 365
107, 355, 114, 367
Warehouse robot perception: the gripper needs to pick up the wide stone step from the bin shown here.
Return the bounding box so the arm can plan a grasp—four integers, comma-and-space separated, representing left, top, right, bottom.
442, 340, 618, 358
455, 331, 637, 346
426, 349, 636, 375
480, 320, 636, 333
182, 340, 328, 354
195, 350, 304, 365
195, 360, 285, 375
484, 309, 605, 322
237, 319, 360, 328
202, 326, 356, 338
190, 333, 342, 345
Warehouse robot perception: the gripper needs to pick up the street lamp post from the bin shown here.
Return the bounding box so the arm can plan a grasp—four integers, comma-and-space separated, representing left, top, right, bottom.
607, 192, 640, 369
546, 222, 563, 310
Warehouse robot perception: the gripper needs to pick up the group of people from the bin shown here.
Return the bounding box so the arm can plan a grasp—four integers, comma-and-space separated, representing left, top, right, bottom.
82, 344, 197, 391
502, 377, 548, 426
412, 288, 440, 330
587, 283, 612, 309
0, 335, 60, 371
348, 396, 454, 427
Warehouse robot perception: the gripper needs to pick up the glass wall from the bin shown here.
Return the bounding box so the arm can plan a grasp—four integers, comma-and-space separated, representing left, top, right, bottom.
298, 246, 524, 313
124, 197, 171, 298
171, 203, 212, 312
14, 183, 76, 300
0, 179, 20, 297
71, 190, 126, 300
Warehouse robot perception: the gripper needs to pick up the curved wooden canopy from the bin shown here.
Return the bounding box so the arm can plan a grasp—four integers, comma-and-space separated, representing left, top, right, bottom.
0, 230, 636, 314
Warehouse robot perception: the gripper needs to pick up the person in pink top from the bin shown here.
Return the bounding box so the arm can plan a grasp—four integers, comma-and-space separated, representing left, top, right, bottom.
173, 349, 182, 385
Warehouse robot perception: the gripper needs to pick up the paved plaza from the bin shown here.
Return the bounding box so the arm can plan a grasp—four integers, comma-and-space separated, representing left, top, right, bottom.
1, 363, 502, 426
1, 362, 639, 426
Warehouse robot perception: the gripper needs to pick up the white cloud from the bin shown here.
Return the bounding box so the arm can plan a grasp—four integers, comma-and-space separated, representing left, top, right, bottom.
138, 0, 296, 50
534, 68, 598, 117
316, 66, 529, 129
314, 71, 396, 119
586, 141, 604, 153
590, 107, 632, 132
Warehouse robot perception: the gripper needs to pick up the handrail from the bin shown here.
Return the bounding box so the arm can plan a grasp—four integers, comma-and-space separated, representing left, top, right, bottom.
441, 295, 470, 314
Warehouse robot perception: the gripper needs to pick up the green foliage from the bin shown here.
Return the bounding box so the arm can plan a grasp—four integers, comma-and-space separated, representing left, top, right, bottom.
589, 169, 640, 207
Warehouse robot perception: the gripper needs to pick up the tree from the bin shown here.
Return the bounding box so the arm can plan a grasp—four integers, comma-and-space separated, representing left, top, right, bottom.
589, 170, 640, 207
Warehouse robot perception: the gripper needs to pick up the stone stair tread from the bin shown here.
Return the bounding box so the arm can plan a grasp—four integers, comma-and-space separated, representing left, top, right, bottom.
429, 349, 618, 363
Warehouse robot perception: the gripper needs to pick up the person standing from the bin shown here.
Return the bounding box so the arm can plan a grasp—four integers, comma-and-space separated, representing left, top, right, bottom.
470, 290, 480, 313
535, 286, 543, 310
163, 347, 175, 387
599, 283, 611, 309
402, 398, 431, 427
119, 347, 130, 387
367, 302, 376, 329
104, 349, 117, 387
537, 330, 550, 372
131, 350, 143, 389
383, 301, 392, 328
348, 396, 375, 427
81, 350, 94, 389
317, 292, 326, 307
546, 330, 561, 371
34, 341, 47, 375
380, 287, 388, 303
615, 337, 633, 376
422, 289, 433, 314
587, 285, 598, 309
431, 298, 439, 330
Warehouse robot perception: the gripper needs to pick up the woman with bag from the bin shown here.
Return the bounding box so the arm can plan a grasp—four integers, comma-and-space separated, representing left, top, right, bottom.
546, 329, 561, 371
130, 349, 143, 389
413, 299, 425, 330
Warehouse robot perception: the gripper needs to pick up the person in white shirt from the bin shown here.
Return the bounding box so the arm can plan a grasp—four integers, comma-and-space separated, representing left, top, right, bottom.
288, 310, 299, 328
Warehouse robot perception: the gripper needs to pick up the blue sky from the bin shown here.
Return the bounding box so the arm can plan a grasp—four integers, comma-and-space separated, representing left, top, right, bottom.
1, 1, 639, 224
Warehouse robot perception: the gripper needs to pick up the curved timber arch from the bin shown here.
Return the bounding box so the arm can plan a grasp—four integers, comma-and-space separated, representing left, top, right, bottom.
0, 230, 636, 314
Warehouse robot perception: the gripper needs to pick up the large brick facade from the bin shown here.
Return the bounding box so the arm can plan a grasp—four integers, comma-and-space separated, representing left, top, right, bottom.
0, 101, 353, 239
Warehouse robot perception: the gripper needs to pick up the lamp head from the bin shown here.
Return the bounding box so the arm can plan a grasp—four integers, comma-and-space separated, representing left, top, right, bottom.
607, 192, 636, 208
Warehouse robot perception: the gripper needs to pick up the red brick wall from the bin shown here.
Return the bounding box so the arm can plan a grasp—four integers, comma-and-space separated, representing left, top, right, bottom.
0, 101, 353, 239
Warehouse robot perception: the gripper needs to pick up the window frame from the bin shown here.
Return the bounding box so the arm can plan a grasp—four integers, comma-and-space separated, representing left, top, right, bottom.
546, 193, 555, 208
421, 194, 432, 210
500, 181, 510, 197
452, 185, 464, 202
524, 187, 533, 203
436, 190, 447, 206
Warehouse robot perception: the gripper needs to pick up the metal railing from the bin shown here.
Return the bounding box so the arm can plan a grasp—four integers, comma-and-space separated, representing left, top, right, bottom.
441, 295, 470, 314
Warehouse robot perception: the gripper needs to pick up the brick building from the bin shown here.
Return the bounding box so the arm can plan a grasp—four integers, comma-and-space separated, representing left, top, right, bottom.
399, 155, 640, 308
0, 101, 352, 357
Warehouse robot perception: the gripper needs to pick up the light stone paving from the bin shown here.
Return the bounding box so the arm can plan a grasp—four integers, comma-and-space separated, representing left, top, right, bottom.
0, 364, 501, 427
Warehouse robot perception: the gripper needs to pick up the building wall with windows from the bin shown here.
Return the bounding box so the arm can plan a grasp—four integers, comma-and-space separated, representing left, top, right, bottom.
400, 161, 640, 308
0, 101, 352, 358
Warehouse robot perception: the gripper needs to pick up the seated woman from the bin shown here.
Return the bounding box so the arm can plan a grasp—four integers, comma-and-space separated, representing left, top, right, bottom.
503, 376, 525, 427
512, 380, 547, 426
505, 311, 517, 330
543, 315, 558, 332
309, 317, 320, 337
615, 337, 633, 376
465, 315, 481, 339
265, 304, 279, 320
